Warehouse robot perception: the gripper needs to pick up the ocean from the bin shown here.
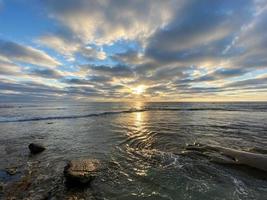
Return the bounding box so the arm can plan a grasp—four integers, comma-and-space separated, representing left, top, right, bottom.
0, 102, 267, 199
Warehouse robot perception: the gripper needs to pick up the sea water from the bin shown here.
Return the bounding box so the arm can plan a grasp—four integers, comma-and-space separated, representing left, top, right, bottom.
0, 102, 267, 199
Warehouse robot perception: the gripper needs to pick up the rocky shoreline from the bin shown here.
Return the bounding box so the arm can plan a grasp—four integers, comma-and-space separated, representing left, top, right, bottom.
2, 142, 267, 199
1, 143, 101, 200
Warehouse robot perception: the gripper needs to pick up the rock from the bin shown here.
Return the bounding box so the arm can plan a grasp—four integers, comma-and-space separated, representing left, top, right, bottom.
0, 182, 4, 192
64, 159, 100, 184
67, 196, 79, 200
28, 143, 46, 154
6, 167, 17, 175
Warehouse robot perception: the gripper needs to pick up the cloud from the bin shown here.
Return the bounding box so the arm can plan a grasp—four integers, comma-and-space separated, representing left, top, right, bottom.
112, 49, 145, 65
145, 0, 253, 65
0, 78, 104, 102
27, 68, 64, 79
66, 86, 100, 96
62, 78, 90, 85
88, 75, 111, 83
79, 46, 107, 61
38, 35, 107, 61
0, 57, 22, 75
42, 0, 178, 44
226, 74, 267, 88
180, 68, 249, 83
173, 73, 267, 96
0, 79, 63, 96
0, 39, 61, 68
37, 34, 79, 59
1, 0, 267, 102
86, 64, 134, 78
229, 5, 267, 70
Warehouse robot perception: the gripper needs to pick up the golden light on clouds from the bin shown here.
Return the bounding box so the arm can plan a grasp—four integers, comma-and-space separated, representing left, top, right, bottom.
1, 1, 267, 102
132, 85, 146, 95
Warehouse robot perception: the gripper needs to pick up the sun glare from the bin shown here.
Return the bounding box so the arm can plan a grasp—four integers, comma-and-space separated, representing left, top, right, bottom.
132, 85, 145, 95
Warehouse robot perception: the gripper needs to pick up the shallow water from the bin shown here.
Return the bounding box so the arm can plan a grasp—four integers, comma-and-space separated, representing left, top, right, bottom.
0, 102, 267, 199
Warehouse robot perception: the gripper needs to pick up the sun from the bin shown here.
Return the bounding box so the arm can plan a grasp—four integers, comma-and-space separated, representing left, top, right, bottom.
132, 85, 145, 95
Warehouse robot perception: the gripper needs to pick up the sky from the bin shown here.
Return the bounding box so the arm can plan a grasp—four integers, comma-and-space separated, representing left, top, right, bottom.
0, 0, 267, 102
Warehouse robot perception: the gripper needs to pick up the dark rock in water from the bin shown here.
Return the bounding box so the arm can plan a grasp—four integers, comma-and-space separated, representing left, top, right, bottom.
6, 167, 17, 175
0, 182, 4, 192
28, 143, 46, 154
64, 159, 100, 184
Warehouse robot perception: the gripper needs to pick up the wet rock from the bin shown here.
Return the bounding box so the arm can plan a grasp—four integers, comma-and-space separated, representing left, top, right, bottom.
0, 182, 4, 192
24, 192, 51, 200
5, 175, 32, 199
6, 167, 17, 175
28, 143, 46, 154
6, 197, 16, 200
64, 159, 100, 184
67, 196, 81, 200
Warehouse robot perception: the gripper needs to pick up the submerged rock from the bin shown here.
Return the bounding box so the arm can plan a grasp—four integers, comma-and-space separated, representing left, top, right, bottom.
28, 143, 46, 154
64, 159, 100, 184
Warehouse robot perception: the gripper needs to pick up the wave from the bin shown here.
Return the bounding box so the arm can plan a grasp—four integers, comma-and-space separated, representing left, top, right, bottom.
0, 107, 265, 123
0, 109, 147, 123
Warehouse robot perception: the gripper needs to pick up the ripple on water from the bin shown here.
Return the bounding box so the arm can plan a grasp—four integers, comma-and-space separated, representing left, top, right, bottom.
1, 102, 267, 199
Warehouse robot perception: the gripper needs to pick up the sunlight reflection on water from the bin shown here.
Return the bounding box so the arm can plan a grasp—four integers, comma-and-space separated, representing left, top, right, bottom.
1, 102, 267, 199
